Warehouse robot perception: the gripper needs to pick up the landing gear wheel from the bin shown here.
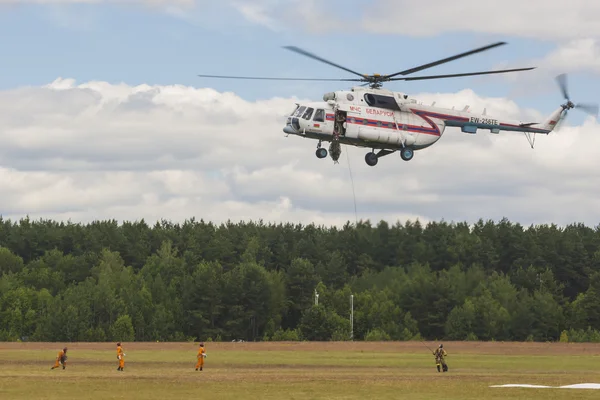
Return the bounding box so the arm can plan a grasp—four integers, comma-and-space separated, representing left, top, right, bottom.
365, 152, 378, 166
316, 148, 328, 159
400, 147, 414, 161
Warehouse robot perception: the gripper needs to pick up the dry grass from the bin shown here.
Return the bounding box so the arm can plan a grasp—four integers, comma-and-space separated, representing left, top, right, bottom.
0, 341, 599, 399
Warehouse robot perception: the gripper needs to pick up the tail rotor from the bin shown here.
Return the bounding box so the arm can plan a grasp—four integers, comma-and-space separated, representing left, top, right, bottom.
554, 73, 599, 131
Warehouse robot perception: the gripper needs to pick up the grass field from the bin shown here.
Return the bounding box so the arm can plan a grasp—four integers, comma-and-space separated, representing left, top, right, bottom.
1, 341, 600, 399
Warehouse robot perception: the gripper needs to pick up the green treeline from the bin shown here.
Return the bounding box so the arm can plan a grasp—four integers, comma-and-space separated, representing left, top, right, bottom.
1, 216, 600, 343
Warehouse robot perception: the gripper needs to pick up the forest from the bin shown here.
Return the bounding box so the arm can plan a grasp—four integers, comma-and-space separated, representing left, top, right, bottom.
1, 216, 600, 343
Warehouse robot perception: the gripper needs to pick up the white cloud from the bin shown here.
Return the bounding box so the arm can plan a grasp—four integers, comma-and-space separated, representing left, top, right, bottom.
195, 0, 600, 82
0, 0, 195, 5
4, 0, 599, 43
357, 0, 600, 41
182, 0, 600, 41
0, 0, 197, 19
541, 39, 600, 74
1, 78, 599, 228
230, 0, 281, 31
223, 0, 346, 32
502, 39, 600, 82
480, 39, 600, 100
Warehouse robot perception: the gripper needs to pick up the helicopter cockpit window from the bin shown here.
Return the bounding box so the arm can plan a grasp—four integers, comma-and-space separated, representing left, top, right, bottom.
302, 107, 314, 120
293, 106, 306, 117
313, 109, 325, 122
289, 104, 299, 116
364, 93, 400, 111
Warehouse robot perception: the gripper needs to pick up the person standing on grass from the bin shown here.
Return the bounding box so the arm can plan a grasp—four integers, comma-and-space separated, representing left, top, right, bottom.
51, 347, 68, 370
195, 342, 206, 371
116, 342, 125, 371
433, 344, 448, 372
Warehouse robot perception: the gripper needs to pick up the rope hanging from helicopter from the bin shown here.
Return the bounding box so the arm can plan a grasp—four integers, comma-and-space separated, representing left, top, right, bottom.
326, 103, 358, 223
345, 147, 359, 225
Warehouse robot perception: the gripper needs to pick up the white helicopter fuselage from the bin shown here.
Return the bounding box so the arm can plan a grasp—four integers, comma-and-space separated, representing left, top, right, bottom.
283, 86, 564, 165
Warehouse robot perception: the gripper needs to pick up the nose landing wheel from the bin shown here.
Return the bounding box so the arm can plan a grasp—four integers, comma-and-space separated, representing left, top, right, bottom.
316, 148, 328, 159
400, 147, 414, 161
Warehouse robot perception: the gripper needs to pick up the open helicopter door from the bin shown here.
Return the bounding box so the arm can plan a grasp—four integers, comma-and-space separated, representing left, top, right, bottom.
334, 109, 347, 137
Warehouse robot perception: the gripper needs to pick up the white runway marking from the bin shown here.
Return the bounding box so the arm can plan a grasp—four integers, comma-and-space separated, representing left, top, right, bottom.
490, 384, 551, 388
490, 383, 600, 389
558, 383, 600, 389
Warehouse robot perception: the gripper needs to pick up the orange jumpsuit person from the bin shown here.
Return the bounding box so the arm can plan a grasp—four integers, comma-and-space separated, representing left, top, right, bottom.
195, 343, 206, 371
51, 347, 67, 370
116, 342, 125, 371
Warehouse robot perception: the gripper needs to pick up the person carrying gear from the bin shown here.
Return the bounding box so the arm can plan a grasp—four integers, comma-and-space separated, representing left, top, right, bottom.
116, 342, 126, 371
195, 342, 206, 371
51, 347, 68, 370
433, 344, 448, 372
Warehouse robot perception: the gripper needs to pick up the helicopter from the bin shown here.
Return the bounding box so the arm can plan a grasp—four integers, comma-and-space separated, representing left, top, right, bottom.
198, 42, 599, 166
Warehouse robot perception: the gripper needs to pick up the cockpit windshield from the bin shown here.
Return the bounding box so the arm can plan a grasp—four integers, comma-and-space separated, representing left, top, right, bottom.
302, 107, 314, 120
293, 106, 306, 117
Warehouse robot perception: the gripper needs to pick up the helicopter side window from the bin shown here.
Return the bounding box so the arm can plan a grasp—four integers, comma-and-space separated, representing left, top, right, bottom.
313, 109, 325, 122
302, 107, 314, 120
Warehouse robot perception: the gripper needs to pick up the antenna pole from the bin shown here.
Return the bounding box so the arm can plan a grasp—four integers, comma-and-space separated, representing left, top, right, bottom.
350, 294, 354, 341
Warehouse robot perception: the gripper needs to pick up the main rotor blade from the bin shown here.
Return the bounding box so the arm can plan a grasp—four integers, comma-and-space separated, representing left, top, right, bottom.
283, 46, 367, 79
388, 67, 536, 81
576, 103, 599, 117
197, 74, 362, 82
386, 41, 508, 78
556, 73, 569, 100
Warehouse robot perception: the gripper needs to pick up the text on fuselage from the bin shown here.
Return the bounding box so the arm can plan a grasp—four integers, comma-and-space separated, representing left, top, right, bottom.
470, 117, 499, 125
367, 108, 394, 117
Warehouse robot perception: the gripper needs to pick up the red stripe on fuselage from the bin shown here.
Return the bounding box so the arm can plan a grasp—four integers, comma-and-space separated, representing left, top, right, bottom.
499, 122, 549, 132
412, 109, 470, 123
326, 113, 441, 136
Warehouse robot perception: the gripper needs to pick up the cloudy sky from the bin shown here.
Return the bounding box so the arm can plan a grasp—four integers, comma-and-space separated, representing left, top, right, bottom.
1, 0, 599, 228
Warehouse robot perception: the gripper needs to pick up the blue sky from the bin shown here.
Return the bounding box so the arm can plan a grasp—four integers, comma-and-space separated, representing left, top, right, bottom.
1, 1, 600, 228
1, 0, 597, 126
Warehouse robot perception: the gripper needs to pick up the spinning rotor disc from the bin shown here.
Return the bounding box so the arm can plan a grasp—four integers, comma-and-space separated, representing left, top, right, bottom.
197, 42, 536, 89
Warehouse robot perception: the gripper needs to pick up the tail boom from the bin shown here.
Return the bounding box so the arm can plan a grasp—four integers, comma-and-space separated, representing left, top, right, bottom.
412, 105, 562, 135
